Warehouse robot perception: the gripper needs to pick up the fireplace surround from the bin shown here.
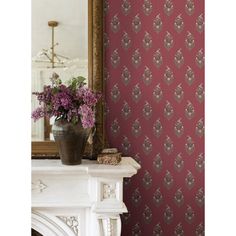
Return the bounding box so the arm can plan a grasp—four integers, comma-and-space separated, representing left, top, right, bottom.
32, 157, 140, 236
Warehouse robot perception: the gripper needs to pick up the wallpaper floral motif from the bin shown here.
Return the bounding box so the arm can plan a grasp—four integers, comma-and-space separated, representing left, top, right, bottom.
104, 0, 204, 235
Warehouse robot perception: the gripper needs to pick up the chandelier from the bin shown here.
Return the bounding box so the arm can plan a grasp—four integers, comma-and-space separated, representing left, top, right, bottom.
33, 21, 69, 68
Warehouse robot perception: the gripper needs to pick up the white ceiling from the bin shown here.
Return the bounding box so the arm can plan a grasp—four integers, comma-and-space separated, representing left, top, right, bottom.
31, 0, 88, 60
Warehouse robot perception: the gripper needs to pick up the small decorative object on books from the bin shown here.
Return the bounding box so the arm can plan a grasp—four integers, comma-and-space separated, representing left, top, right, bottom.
97, 148, 122, 165
101, 148, 118, 154
31, 73, 102, 165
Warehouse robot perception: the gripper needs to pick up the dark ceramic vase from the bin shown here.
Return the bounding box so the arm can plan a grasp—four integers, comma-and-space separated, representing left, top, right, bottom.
52, 120, 91, 165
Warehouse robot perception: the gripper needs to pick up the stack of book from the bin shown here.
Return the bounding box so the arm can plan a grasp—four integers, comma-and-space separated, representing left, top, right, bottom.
97, 148, 122, 165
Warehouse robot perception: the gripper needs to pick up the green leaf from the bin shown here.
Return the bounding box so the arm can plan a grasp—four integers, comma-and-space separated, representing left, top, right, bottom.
72, 116, 79, 125
75, 76, 86, 83
69, 76, 87, 89
52, 87, 59, 94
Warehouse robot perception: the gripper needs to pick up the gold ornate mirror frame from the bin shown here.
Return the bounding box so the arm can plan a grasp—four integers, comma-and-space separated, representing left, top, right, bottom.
32, 0, 105, 158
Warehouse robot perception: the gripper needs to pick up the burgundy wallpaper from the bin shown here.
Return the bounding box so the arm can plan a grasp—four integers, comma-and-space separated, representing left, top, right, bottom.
104, 0, 204, 235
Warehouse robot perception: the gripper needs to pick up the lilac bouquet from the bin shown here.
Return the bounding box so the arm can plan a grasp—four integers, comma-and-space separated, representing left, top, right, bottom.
32, 73, 101, 129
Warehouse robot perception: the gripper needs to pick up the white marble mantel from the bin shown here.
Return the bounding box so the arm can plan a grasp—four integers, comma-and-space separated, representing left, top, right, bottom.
32, 157, 140, 236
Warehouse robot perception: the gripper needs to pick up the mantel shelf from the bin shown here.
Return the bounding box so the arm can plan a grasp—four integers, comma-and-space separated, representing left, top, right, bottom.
32, 157, 140, 177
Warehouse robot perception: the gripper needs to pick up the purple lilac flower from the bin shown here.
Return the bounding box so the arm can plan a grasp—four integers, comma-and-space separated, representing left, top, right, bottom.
67, 108, 78, 123
31, 107, 45, 122
32, 75, 101, 128
78, 104, 95, 128
58, 84, 69, 93
83, 89, 98, 106
76, 86, 87, 99
32, 85, 53, 105
76, 87, 102, 106
52, 92, 72, 110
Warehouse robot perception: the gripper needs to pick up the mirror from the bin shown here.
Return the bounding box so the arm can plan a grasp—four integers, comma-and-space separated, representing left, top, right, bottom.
31, 0, 105, 157
31, 0, 89, 142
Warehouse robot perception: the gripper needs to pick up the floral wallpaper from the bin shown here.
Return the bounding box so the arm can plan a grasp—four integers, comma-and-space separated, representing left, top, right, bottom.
104, 0, 204, 235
